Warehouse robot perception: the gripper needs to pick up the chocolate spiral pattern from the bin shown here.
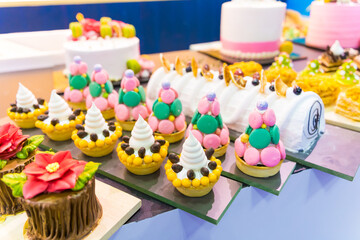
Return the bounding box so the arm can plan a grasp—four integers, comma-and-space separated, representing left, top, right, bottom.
305, 100, 322, 139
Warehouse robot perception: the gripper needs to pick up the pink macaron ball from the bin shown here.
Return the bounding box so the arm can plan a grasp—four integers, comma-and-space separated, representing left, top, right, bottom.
190, 129, 203, 144
69, 89, 84, 103
83, 87, 90, 98
277, 140, 286, 160
260, 146, 281, 167
86, 95, 94, 109
160, 89, 176, 104
158, 120, 175, 134
123, 78, 137, 92
107, 92, 119, 108
132, 105, 149, 120
235, 138, 246, 157
220, 126, 229, 145
115, 104, 130, 121
244, 147, 260, 166
174, 114, 186, 131
148, 115, 159, 132
211, 99, 220, 116
197, 97, 210, 115
203, 134, 221, 149
93, 97, 108, 111
78, 62, 88, 75
64, 87, 71, 101
248, 111, 263, 129
263, 109, 276, 127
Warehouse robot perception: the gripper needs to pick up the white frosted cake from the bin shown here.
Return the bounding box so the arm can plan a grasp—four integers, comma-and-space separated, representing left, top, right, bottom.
64, 13, 140, 81
147, 57, 325, 153
220, 0, 286, 60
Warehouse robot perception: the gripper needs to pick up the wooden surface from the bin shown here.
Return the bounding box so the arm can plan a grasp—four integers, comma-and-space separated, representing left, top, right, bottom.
0, 179, 141, 240
325, 105, 360, 132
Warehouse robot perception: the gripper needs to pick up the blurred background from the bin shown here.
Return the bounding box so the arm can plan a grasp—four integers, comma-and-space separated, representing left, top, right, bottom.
0, 0, 312, 54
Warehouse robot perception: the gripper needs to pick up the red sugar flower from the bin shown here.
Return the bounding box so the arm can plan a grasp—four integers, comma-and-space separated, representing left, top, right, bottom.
0, 123, 28, 160
22, 151, 86, 199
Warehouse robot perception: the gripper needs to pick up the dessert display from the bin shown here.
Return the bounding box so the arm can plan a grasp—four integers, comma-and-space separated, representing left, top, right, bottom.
187, 92, 230, 157
148, 81, 186, 143
220, 0, 286, 60
64, 13, 140, 81
0, 123, 43, 216
306, 1, 360, 49
234, 100, 285, 178
333, 60, 360, 86
147, 56, 325, 153
164, 132, 222, 197
35, 90, 85, 141
265, 52, 297, 86
1, 151, 102, 239
86, 64, 118, 120
129, 55, 156, 82
63, 56, 90, 110
7, 83, 48, 129
335, 85, 360, 121
115, 69, 150, 131
282, 9, 308, 40
72, 104, 122, 157
318, 41, 345, 72
117, 116, 169, 175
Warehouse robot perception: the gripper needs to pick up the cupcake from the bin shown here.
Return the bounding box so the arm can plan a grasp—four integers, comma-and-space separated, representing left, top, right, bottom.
117, 116, 169, 175
234, 100, 286, 178
148, 81, 186, 143
0, 123, 44, 216
187, 92, 230, 157
164, 132, 222, 197
86, 64, 118, 120
72, 104, 122, 157
35, 90, 85, 141
333, 60, 359, 87
64, 56, 90, 110
7, 83, 48, 129
1, 151, 102, 239
115, 69, 151, 131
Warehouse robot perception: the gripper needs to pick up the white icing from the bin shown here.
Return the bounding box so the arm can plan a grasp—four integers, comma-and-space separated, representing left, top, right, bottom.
47, 90, 73, 123
221, 49, 280, 60
85, 104, 107, 135
330, 40, 345, 56
129, 116, 155, 151
16, 83, 38, 109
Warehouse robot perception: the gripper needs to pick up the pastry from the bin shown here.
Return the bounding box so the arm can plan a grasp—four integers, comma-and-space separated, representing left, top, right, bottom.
147, 56, 325, 153
335, 85, 360, 121
187, 92, 230, 157
115, 69, 150, 131
265, 52, 297, 86
72, 104, 122, 157
35, 90, 85, 141
117, 116, 169, 175
7, 83, 48, 129
86, 64, 118, 120
318, 41, 345, 72
164, 132, 222, 197
299, 59, 324, 76
148, 81, 186, 143
227, 61, 262, 77
234, 100, 286, 178
1, 151, 102, 239
63, 56, 90, 110
333, 60, 360, 86
0, 123, 43, 217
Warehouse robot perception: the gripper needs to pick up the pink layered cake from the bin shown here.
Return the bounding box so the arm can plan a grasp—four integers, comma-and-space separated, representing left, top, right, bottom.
306, 1, 360, 49
220, 0, 286, 60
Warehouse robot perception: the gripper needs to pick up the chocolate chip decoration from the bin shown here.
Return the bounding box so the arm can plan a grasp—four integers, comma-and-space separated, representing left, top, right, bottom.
121, 143, 129, 150
150, 142, 161, 153
77, 131, 88, 138
252, 79, 260, 86
17, 107, 23, 113
68, 114, 76, 121
44, 110, 49, 115
208, 161, 217, 170
185, 66, 192, 73
10, 107, 17, 112
75, 124, 84, 131
269, 85, 275, 91
205, 148, 214, 160
51, 118, 59, 126
122, 136, 130, 143
171, 164, 183, 173
73, 109, 81, 116
37, 98, 45, 105
218, 74, 224, 80
293, 86, 302, 95
138, 147, 146, 158
90, 133, 98, 142
125, 147, 135, 155
37, 115, 48, 121
109, 125, 116, 131
108, 121, 115, 126
200, 167, 209, 176
10, 103, 16, 107
33, 104, 40, 109
23, 108, 30, 113
156, 139, 166, 146
203, 64, 210, 71
168, 153, 179, 164
103, 129, 110, 137
187, 170, 195, 180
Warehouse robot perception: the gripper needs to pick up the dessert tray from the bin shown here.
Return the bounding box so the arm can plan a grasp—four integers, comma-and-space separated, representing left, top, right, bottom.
0, 180, 141, 240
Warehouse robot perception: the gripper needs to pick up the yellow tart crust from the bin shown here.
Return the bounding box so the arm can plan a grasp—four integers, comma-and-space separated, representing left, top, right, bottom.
235, 154, 283, 178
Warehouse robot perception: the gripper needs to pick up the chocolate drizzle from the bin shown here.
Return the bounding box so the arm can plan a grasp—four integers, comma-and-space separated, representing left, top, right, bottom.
21, 178, 102, 240
0, 153, 35, 215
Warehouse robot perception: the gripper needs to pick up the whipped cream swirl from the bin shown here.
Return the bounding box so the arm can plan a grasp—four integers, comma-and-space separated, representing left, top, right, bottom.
48, 90, 73, 122
16, 83, 38, 109
85, 104, 107, 135
129, 116, 155, 151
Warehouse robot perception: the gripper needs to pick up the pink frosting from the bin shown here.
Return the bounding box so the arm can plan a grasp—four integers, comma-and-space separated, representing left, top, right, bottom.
234, 138, 245, 157
203, 134, 221, 149
158, 120, 175, 134
248, 111, 263, 129
263, 109, 276, 127
115, 104, 129, 121
221, 38, 280, 53
244, 147, 260, 166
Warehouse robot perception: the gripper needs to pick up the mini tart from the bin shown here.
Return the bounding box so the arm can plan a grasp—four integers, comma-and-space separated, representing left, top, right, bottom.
101, 108, 115, 120
72, 122, 122, 157
0, 151, 35, 216
35, 109, 85, 141
67, 101, 87, 111
164, 155, 222, 198
335, 86, 360, 121
235, 154, 283, 178
154, 124, 186, 143
117, 136, 169, 175
212, 140, 229, 158
7, 100, 48, 129
115, 119, 136, 131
